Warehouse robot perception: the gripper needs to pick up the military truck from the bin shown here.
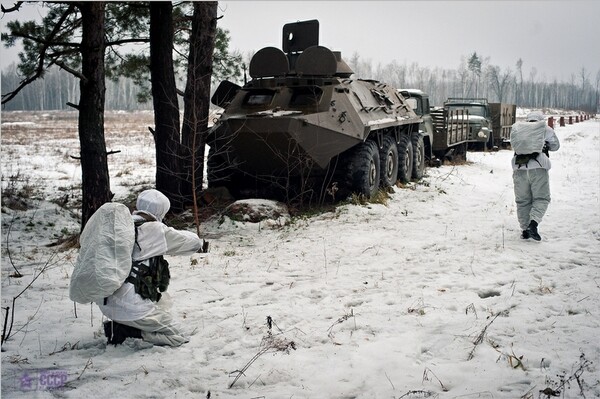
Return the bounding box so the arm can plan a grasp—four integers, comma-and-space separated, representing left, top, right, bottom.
443, 98, 493, 150
489, 102, 517, 148
442, 98, 517, 150
399, 89, 470, 162
207, 20, 422, 202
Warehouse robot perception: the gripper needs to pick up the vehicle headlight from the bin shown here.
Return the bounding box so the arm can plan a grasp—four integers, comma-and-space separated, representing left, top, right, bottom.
478, 127, 489, 138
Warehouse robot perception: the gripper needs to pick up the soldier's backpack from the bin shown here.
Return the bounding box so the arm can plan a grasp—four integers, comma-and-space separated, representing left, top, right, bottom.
510, 120, 546, 168
69, 203, 135, 304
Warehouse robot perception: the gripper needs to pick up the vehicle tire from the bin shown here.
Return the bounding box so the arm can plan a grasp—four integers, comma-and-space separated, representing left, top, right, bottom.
346, 140, 380, 198
411, 133, 425, 180
448, 142, 467, 163
378, 135, 399, 188
397, 134, 413, 183
486, 130, 495, 150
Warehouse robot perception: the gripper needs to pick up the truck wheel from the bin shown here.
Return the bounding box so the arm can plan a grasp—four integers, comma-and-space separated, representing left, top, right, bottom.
445, 142, 468, 163
346, 140, 380, 198
379, 135, 399, 188
397, 134, 413, 184
486, 130, 495, 150
411, 134, 425, 180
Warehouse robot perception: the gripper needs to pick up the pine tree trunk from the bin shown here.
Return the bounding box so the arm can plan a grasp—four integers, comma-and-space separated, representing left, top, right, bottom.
78, 2, 112, 229
150, 2, 183, 212
180, 2, 218, 203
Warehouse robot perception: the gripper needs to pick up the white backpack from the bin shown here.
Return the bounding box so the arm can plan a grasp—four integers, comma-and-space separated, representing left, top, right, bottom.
69, 203, 135, 304
510, 120, 546, 155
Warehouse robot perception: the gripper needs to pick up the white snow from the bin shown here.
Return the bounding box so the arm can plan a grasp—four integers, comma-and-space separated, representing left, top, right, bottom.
1, 111, 599, 398
367, 116, 411, 127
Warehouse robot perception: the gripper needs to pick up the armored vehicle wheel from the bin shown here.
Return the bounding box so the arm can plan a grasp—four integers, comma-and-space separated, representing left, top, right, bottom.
207, 148, 226, 188
379, 135, 399, 188
207, 147, 242, 196
411, 133, 425, 180
397, 134, 414, 183
346, 140, 380, 198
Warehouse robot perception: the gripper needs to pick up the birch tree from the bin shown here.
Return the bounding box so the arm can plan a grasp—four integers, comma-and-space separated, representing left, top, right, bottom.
487, 65, 514, 103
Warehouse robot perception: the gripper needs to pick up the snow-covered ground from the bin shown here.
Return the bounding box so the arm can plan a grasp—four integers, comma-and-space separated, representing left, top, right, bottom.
1, 111, 599, 398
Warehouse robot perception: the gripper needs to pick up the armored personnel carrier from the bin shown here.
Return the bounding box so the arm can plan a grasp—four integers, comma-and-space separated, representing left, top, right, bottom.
207, 20, 422, 202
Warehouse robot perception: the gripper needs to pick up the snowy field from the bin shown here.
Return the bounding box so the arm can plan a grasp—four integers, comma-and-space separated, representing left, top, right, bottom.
1, 110, 599, 398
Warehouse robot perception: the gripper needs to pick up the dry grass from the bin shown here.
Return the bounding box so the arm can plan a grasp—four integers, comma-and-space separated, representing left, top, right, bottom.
1, 110, 157, 207
2, 110, 154, 141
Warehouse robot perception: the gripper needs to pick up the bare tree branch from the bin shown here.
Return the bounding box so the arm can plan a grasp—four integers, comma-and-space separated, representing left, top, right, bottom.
55, 60, 87, 81
1, 1, 24, 13
1, 3, 77, 104
106, 37, 150, 46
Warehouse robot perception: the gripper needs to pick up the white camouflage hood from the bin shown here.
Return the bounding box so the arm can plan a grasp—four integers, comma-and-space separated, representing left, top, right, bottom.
134, 189, 170, 222
526, 111, 545, 122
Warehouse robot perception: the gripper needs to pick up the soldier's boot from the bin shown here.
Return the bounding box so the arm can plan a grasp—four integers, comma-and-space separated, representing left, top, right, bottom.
104, 321, 143, 345
526, 220, 541, 241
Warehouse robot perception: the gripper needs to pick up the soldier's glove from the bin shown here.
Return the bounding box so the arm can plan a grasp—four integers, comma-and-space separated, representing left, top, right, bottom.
199, 239, 210, 253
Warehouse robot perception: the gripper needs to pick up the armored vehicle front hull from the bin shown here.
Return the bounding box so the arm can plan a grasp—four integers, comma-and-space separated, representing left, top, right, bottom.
210, 115, 360, 176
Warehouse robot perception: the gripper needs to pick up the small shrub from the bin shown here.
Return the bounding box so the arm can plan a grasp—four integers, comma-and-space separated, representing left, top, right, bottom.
349, 188, 391, 206
115, 167, 133, 177
370, 188, 391, 205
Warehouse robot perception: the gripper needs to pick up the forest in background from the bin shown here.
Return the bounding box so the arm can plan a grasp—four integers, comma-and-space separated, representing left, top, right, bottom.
2, 51, 599, 113
350, 53, 599, 113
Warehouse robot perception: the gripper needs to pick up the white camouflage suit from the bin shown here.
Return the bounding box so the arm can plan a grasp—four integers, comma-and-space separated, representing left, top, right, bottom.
97, 189, 202, 346
511, 111, 560, 232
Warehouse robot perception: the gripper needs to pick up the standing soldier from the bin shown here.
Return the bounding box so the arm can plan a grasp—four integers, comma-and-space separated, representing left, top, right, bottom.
510, 111, 560, 241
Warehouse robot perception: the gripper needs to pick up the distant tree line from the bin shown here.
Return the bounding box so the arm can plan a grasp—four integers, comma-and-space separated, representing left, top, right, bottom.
348, 52, 599, 113
1, 63, 152, 111
3, 50, 598, 113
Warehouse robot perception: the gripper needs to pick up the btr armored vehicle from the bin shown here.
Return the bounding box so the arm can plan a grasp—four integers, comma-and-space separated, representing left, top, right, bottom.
207, 20, 422, 202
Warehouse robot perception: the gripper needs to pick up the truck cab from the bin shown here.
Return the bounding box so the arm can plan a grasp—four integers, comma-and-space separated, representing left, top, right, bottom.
398, 89, 434, 164
399, 89, 434, 135
444, 98, 493, 149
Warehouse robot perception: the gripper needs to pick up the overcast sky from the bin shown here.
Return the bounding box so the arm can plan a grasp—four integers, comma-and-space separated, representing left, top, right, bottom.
1, 1, 598, 82
216, 0, 600, 82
